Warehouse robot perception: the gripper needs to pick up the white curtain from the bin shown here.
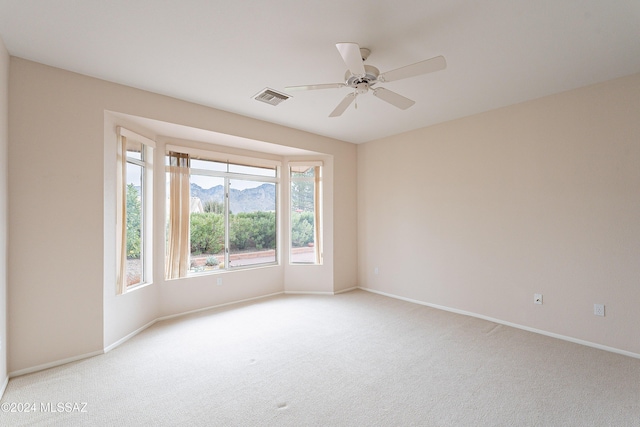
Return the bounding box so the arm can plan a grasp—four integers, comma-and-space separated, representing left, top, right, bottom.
116, 135, 128, 294
165, 151, 191, 279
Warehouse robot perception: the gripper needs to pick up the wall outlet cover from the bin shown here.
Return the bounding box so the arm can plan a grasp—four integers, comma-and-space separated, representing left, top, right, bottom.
594, 304, 605, 317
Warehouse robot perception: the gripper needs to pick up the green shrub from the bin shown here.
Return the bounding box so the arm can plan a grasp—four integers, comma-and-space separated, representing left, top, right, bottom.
248, 211, 276, 250
190, 212, 224, 255
191, 211, 277, 253
229, 211, 276, 251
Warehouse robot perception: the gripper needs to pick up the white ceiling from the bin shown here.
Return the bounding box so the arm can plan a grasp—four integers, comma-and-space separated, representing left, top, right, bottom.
1, 0, 639, 144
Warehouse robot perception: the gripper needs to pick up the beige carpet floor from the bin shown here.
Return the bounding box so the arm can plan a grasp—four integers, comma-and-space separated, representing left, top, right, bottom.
1, 290, 639, 426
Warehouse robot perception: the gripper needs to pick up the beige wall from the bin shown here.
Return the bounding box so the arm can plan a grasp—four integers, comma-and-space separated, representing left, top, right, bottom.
358, 73, 640, 356
9, 58, 357, 374
329, 143, 358, 293
0, 36, 9, 392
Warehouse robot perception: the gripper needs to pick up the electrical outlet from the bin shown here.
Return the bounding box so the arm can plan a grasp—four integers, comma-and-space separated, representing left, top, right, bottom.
374, 267, 379, 275
534, 294, 543, 305
217, 278, 223, 286
594, 304, 605, 317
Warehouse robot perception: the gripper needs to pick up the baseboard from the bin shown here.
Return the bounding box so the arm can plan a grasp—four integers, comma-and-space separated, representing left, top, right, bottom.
334, 286, 358, 294
157, 291, 285, 322
9, 350, 104, 378
284, 286, 358, 296
284, 291, 335, 295
0, 375, 8, 400
104, 319, 158, 353
359, 287, 640, 361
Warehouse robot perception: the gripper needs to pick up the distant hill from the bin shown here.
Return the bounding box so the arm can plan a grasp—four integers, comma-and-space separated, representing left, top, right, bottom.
190, 182, 275, 213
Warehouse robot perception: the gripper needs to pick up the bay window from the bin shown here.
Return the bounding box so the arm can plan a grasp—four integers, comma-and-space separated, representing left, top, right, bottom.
165, 148, 279, 279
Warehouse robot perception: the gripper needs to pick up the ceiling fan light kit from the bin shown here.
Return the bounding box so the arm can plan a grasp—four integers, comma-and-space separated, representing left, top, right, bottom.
285, 42, 446, 117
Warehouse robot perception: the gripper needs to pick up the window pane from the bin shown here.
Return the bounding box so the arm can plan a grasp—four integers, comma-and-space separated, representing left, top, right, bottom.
126, 139, 143, 161
126, 162, 143, 286
228, 179, 276, 267
229, 163, 276, 177
291, 166, 319, 264
190, 158, 227, 172
291, 165, 315, 177
189, 174, 226, 273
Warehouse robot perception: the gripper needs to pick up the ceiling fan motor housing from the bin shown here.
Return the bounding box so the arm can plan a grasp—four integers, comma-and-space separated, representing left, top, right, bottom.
345, 64, 380, 88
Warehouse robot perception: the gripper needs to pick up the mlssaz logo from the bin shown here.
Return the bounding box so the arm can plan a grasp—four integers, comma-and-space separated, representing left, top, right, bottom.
41, 402, 88, 413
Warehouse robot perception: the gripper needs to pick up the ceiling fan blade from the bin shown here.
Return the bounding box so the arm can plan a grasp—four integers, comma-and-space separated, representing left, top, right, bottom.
336, 42, 366, 77
379, 55, 446, 82
372, 87, 415, 110
285, 83, 345, 91
329, 93, 356, 117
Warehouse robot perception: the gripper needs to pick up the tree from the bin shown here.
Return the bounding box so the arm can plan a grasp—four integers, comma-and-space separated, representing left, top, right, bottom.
291, 211, 314, 247
291, 179, 314, 213
203, 200, 225, 214
126, 183, 142, 259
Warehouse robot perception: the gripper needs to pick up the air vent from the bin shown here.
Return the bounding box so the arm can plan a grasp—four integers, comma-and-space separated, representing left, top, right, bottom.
253, 88, 290, 106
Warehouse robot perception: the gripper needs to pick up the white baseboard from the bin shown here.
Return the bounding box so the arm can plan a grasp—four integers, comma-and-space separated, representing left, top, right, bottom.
358, 286, 640, 361
0, 375, 8, 399
9, 350, 104, 378
104, 319, 158, 353
334, 286, 358, 294
284, 286, 358, 296
157, 291, 284, 322
284, 291, 335, 295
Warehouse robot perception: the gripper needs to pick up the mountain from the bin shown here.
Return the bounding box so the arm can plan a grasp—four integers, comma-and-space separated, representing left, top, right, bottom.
190, 183, 275, 213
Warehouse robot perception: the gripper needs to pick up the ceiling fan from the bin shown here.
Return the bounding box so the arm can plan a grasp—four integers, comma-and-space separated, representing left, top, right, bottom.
285, 42, 446, 117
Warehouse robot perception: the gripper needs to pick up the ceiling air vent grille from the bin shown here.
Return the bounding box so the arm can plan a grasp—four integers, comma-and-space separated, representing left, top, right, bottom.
253, 88, 290, 106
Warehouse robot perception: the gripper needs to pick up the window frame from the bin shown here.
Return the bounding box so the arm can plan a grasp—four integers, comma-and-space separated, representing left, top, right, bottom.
289, 161, 323, 265
165, 145, 281, 279
117, 127, 155, 294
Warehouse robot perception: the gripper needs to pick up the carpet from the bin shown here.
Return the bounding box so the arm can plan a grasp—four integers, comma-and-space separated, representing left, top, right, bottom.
1, 290, 639, 426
